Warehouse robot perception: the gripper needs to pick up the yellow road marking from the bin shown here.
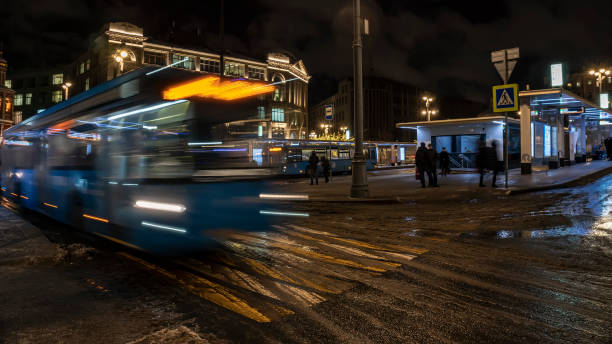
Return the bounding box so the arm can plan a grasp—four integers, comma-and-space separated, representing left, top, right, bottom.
268, 242, 387, 273
119, 252, 287, 322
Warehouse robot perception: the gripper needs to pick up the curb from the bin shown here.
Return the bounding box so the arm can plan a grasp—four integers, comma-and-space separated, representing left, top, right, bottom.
506, 166, 612, 195
289, 166, 612, 203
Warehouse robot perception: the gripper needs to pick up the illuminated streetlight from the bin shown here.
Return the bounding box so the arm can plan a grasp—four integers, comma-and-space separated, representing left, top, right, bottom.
422, 96, 436, 121
61, 82, 72, 100
113, 49, 129, 73
588, 67, 611, 101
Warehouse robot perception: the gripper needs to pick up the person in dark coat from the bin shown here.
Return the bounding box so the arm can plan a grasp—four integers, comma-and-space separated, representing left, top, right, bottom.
439, 147, 450, 177
321, 156, 331, 183
477, 140, 488, 187
426, 144, 439, 187
415, 142, 431, 188
488, 141, 500, 187
308, 152, 319, 185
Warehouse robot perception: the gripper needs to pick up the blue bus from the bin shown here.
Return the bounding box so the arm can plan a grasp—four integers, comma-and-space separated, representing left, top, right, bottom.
0, 67, 293, 253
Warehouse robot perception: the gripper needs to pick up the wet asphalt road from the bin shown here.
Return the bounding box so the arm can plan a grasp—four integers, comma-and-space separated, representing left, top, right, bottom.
1, 174, 612, 343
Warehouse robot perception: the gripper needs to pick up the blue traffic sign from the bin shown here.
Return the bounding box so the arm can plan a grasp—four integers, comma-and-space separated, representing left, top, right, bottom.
492, 84, 519, 112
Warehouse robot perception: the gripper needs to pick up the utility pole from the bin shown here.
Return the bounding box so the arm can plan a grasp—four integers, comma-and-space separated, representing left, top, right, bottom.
219, 0, 225, 78
350, 0, 368, 198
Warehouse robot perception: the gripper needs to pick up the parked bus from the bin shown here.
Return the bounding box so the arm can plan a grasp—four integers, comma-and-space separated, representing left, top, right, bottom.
0, 67, 291, 252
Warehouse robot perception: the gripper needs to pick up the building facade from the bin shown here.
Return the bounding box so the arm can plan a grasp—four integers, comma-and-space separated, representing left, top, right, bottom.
310, 77, 425, 142
7, 22, 310, 139
0, 50, 17, 134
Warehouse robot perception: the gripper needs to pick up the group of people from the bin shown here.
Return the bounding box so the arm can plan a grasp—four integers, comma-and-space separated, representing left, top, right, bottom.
307, 152, 331, 185
415, 140, 501, 188
415, 143, 449, 187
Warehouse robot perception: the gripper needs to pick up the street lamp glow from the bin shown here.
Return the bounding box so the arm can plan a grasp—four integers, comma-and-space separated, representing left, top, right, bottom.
589, 70, 595, 75
115, 56, 122, 62
120, 50, 128, 58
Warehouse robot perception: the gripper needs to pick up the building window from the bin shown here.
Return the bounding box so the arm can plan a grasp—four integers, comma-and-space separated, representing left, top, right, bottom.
51, 90, 63, 103
25, 93, 32, 105
145, 52, 165, 66
172, 54, 195, 70
52, 74, 63, 85
200, 58, 220, 73
272, 107, 284, 122
257, 106, 265, 119
588, 80, 592, 85
79, 62, 85, 74
4, 98, 11, 113
274, 88, 281, 101
86, 59, 91, 71
224, 62, 245, 77
14, 94, 23, 106
4, 80, 11, 88
577, 81, 581, 87
247, 66, 265, 80
85, 78, 90, 91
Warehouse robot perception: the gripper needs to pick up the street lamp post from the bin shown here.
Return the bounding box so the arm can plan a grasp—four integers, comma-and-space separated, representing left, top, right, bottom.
589, 68, 610, 100
113, 49, 129, 74
350, 0, 368, 198
61, 82, 72, 100
422, 96, 435, 121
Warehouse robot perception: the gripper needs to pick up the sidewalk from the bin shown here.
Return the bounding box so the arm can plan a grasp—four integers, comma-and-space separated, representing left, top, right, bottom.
275, 160, 612, 202
0, 206, 57, 265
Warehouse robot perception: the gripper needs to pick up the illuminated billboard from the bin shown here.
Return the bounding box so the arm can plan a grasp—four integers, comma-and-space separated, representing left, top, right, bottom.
550, 64, 563, 87
601, 93, 609, 109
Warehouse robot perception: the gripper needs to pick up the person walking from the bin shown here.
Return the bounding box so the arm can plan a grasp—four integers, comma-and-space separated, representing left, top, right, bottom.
415, 143, 430, 188
477, 140, 487, 187
439, 147, 450, 177
488, 140, 500, 187
426, 144, 439, 187
321, 156, 331, 183
308, 152, 319, 185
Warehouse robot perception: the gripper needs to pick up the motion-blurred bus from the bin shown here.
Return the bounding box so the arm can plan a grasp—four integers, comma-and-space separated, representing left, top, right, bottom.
0, 67, 295, 252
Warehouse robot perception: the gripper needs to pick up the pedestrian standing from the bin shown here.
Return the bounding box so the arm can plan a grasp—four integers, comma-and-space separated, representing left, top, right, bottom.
426, 144, 439, 187
415, 143, 430, 188
308, 152, 319, 185
477, 140, 487, 187
488, 140, 500, 187
321, 156, 331, 183
439, 147, 450, 177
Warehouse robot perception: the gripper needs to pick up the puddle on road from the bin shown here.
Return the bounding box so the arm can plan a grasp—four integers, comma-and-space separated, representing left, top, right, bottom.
460, 225, 593, 240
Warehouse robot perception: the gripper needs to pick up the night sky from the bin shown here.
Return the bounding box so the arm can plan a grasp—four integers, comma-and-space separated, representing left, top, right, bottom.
2, 0, 612, 104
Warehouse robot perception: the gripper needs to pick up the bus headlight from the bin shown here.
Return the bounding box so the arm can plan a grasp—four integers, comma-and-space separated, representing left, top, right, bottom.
134, 200, 186, 213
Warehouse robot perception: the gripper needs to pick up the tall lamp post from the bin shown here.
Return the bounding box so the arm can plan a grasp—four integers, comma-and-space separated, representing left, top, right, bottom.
61, 82, 72, 101
589, 68, 610, 96
350, 0, 368, 198
422, 96, 435, 121
113, 49, 129, 74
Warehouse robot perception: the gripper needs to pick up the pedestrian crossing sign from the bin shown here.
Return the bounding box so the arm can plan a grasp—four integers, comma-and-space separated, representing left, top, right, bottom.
492, 84, 519, 112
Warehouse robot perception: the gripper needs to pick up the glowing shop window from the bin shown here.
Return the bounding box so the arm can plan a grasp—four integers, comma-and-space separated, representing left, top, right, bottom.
544, 125, 551, 157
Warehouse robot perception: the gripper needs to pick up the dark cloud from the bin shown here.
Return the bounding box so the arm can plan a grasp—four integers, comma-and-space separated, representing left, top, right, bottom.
2, 0, 612, 103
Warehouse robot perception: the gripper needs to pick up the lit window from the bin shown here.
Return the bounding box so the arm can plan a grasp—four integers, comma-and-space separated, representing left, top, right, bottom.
79, 62, 85, 74
608, 77, 611, 84
4, 80, 11, 88
588, 80, 592, 85
14, 94, 23, 106
145, 52, 165, 65
577, 81, 581, 87
4, 98, 11, 113
200, 58, 220, 73
567, 83, 572, 88
51, 90, 62, 103
257, 106, 265, 119
86, 59, 91, 71
224, 62, 245, 77
258, 125, 263, 137
272, 108, 284, 122
25, 93, 32, 105
85, 78, 90, 91
247, 66, 265, 80
274, 88, 280, 101
52, 74, 63, 85
172, 54, 195, 70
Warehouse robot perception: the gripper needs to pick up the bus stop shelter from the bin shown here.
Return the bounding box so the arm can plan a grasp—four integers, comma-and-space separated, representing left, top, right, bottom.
518, 88, 612, 174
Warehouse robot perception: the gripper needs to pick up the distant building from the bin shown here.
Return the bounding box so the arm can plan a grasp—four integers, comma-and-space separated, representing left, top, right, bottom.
566, 70, 612, 105
7, 22, 310, 139
0, 50, 17, 134
310, 76, 485, 142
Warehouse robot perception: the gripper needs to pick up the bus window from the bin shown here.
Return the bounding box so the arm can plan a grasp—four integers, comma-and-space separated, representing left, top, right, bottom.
330, 149, 339, 159
286, 149, 302, 162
